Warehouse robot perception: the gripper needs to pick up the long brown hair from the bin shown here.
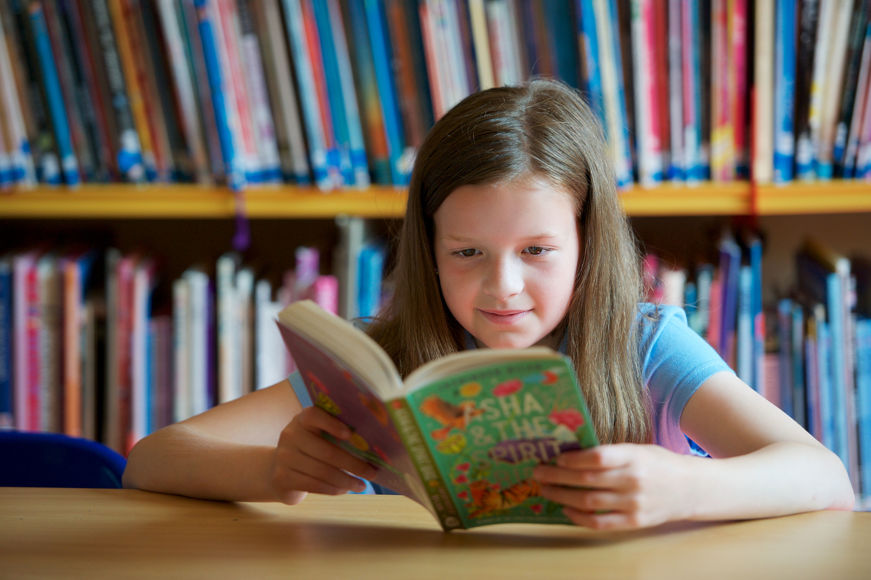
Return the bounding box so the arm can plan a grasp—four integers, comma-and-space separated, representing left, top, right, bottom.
367, 79, 651, 444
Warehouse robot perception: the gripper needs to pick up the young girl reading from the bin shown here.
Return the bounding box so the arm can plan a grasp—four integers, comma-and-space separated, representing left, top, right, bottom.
124, 79, 854, 530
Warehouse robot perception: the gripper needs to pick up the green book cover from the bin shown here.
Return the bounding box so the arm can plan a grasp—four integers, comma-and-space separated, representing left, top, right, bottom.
277, 300, 598, 531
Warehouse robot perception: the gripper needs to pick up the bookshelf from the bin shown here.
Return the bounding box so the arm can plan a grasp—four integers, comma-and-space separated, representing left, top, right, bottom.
2, 180, 869, 219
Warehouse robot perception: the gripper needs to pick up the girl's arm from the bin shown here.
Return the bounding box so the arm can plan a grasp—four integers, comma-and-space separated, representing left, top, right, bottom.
123, 380, 376, 502
535, 371, 855, 529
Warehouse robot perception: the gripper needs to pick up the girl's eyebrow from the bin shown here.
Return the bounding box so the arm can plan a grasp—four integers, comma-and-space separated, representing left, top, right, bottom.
438, 232, 565, 243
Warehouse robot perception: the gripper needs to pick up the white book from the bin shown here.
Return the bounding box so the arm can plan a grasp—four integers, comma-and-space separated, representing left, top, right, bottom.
807, 0, 836, 179
216, 253, 240, 404
255, 279, 287, 390
172, 278, 191, 422
753, 0, 774, 184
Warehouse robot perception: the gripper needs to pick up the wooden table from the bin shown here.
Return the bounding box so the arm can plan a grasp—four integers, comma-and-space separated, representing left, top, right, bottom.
1, 488, 869, 579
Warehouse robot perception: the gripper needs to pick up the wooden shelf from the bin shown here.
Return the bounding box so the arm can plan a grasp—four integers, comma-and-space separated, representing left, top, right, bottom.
0, 180, 868, 219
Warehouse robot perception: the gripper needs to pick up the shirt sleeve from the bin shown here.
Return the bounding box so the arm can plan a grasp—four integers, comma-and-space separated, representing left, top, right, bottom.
637, 304, 735, 453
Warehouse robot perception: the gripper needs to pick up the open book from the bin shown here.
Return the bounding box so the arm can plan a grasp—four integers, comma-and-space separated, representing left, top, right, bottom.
276, 300, 598, 530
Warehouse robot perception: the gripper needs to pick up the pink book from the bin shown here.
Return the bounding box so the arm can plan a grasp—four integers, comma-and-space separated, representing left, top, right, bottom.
730, 0, 748, 176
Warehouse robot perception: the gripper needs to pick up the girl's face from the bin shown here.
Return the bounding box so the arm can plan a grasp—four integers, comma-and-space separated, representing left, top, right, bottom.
433, 177, 581, 349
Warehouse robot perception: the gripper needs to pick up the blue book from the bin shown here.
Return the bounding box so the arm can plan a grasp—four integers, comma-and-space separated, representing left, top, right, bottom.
577, 0, 604, 121
773, 0, 797, 183
0, 258, 11, 428
193, 0, 245, 191
736, 265, 753, 386
790, 303, 806, 428
855, 318, 871, 504
748, 235, 765, 393
777, 299, 795, 418
357, 242, 386, 319
312, 0, 369, 187
544, 0, 580, 87
815, 309, 834, 451
717, 234, 742, 368
362, 0, 409, 186
29, 4, 80, 186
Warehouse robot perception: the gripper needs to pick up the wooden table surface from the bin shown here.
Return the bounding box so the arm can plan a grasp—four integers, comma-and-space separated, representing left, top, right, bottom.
1, 488, 869, 579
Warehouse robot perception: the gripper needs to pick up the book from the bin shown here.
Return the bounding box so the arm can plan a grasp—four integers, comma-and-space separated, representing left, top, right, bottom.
275, 299, 599, 531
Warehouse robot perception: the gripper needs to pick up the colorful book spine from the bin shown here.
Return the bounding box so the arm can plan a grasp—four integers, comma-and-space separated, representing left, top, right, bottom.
213, 0, 259, 185
29, 3, 80, 186
855, 318, 871, 504
0, 258, 11, 428
193, 0, 245, 190
362, 0, 409, 186
730, 0, 748, 178
833, 4, 870, 176
680, 0, 704, 182
312, 0, 368, 187
0, 9, 36, 186
630, 0, 664, 186
240, 2, 283, 183
844, 23, 871, 178
156, 0, 211, 184
88, 0, 145, 182
281, 0, 333, 188
773, 0, 796, 183
666, 0, 684, 181
752, 0, 775, 184
254, 0, 311, 183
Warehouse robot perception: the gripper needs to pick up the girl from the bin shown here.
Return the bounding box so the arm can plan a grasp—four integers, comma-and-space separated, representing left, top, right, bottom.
124, 79, 854, 529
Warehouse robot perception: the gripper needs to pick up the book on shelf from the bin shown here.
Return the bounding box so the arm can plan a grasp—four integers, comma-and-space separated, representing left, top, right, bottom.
276, 299, 599, 531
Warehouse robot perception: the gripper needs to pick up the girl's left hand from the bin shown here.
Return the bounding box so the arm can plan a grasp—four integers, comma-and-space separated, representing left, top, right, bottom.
533, 443, 696, 530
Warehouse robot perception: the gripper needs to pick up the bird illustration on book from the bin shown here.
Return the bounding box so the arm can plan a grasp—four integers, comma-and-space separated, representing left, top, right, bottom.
420, 395, 485, 441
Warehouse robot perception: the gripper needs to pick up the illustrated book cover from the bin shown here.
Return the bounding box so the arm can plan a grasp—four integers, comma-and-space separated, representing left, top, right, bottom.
275, 299, 599, 531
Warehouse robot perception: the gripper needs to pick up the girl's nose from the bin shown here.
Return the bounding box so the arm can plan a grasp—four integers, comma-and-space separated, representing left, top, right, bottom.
483, 256, 523, 299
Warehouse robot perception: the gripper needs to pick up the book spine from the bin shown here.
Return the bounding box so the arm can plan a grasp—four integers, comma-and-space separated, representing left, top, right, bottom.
88, 0, 145, 182
833, 3, 870, 175
843, 23, 871, 178
238, 0, 283, 184
730, 0, 748, 178
193, 0, 245, 190
0, 9, 36, 186
311, 0, 357, 187
468, 0, 494, 89
603, 0, 634, 188
281, 0, 332, 188
374, 1, 412, 186
107, 0, 158, 181
855, 318, 871, 503
386, 397, 463, 530
42, 0, 96, 181
156, 0, 211, 184
255, 0, 311, 183
806, 0, 835, 179
63, 0, 116, 181
29, 3, 80, 186
215, 0, 263, 185
0, 258, 12, 428
667, 0, 684, 181
816, 0, 856, 179
62, 256, 82, 436
213, 0, 258, 185
773, 0, 796, 183
752, 0, 774, 184
300, 0, 342, 187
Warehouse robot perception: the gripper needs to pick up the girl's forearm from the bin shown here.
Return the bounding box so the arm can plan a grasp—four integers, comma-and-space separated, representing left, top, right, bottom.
123, 423, 279, 502
684, 441, 855, 522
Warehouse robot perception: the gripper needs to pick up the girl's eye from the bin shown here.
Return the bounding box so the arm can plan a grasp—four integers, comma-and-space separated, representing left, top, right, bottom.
454, 248, 479, 258
525, 246, 549, 256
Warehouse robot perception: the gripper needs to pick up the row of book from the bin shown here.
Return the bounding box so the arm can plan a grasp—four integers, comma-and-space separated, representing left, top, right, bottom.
646, 234, 871, 506
3, 224, 871, 502
0, 216, 388, 454
1, 1, 870, 191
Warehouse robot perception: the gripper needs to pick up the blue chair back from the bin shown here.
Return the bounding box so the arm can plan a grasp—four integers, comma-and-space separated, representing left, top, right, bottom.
0, 431, 127, 488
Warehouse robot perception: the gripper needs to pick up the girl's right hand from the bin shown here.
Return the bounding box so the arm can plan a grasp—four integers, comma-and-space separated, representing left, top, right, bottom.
269, 406, 378, 504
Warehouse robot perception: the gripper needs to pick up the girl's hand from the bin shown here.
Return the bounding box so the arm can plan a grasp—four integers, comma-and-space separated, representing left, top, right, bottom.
533, 443, 695, 530
269, 406, 378, 504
